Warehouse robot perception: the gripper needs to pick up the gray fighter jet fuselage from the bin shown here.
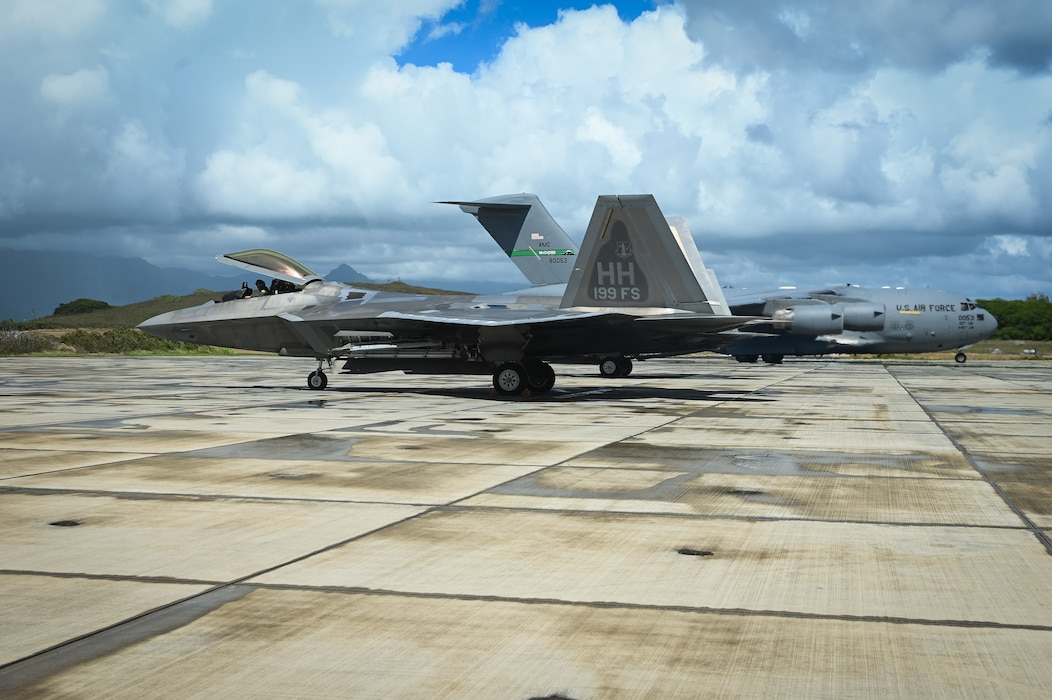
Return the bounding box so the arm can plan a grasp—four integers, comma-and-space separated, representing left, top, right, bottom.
450, 193, 998, 364
138, 195, 754, 393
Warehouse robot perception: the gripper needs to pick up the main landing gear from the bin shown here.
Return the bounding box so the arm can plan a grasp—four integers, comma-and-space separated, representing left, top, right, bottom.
955, 352, 967, 364
598, 356, 633, 377
304, 356, 557, 396
492, 360, 556, 396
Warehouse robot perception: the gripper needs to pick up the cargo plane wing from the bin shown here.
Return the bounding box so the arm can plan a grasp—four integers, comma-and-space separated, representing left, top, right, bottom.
138, 195, 756, 395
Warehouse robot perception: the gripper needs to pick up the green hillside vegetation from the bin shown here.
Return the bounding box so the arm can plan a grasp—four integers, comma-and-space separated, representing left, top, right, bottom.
53, 298, 112, 315
10, 290, 221, 330
341, 280, 474, 296
976, 294, 1052, 341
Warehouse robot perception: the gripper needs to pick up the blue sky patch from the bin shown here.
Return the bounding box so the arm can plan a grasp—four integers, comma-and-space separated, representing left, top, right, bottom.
397, 1, 657, 72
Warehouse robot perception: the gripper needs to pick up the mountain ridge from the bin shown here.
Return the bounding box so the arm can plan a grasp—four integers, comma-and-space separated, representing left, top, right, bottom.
0, 248, 371, 322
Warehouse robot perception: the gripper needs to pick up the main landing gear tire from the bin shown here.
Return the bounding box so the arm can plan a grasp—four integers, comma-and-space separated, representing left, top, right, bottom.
307, 370, 328, 390
761, 354, 784, 364
493, 362, 528, 396
735, 355, 759, 363
955, 352, 967, 364
599, 356, 633, 377
526, 362, 556, 393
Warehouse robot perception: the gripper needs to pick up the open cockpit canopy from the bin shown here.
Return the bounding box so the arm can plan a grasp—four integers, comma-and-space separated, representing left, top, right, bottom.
217, 249, 323, 285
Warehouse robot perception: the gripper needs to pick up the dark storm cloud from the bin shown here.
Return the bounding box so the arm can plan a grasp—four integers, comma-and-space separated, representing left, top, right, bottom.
679, 0, 1052, 75
745, 123, 774, 145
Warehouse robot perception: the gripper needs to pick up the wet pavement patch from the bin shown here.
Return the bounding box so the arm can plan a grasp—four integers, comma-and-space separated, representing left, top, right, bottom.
48, 520, 82, 527
926, 405, 1040, 416
677, 548, 715, 557
187, 434, 356, 461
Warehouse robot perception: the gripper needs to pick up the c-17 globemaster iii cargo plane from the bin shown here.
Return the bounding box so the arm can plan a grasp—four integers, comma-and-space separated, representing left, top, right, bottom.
138, 195, 756, 394
448, 193, 998, 366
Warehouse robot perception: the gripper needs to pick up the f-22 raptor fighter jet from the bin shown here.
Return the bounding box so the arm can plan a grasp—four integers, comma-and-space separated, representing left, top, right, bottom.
138, 195, 754, 394
449, 193, 998, 365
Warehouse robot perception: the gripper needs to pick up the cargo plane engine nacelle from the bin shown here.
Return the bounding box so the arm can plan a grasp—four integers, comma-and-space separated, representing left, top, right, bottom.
842, 302, 886, 331
773, 302, 886, 335
773, 304, 843, 335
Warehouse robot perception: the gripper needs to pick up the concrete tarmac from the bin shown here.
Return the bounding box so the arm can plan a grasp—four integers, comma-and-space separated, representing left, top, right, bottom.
1, 355, 1050, 698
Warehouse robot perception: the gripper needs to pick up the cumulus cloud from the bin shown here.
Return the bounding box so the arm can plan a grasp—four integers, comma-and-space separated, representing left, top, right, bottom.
194, 69, 412, 219
40, 66, 110, 108
144, 0, 212, 29
0, 0, 105, 42
316, 0, 460, 53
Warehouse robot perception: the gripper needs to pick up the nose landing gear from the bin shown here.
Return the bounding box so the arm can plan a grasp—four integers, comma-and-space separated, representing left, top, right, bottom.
307, 358, 333, 390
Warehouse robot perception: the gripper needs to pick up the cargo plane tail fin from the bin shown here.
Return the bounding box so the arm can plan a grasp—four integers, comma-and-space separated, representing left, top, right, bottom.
441, 193, 577, 287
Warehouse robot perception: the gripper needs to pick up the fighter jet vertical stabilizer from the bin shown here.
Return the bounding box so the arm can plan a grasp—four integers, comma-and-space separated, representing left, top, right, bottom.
562, 195, 725, 315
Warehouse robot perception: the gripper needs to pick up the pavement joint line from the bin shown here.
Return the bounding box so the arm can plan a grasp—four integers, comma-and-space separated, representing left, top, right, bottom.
247, 583, 1052, 633
0, 585, 255, 680
437, 503, 1033, 529
0, 485, 437, 508
0, 569, 221, 586
887, 365, 1052, 556
0, 455, 160, 482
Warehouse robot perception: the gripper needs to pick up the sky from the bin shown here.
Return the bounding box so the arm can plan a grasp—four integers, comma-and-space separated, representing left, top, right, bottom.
1, 0, 1051, 300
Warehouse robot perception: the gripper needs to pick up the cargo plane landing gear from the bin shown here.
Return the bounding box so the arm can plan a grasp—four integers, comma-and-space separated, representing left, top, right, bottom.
955, 352, 967, 363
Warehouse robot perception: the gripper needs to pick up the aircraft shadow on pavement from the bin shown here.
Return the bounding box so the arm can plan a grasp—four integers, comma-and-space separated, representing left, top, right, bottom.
300, 382, 769, 404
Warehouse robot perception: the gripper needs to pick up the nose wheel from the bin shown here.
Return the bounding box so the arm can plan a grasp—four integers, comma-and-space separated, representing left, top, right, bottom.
307, 370, 328, 390
955, 352, 967, 364
307, 358, 333, 390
